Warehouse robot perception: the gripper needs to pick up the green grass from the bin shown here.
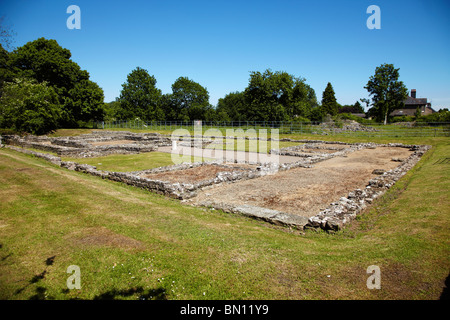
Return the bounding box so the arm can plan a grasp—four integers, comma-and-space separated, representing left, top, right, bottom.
62, 151, 210, 172
0, 132, 449, 300
60, 141, 301, 173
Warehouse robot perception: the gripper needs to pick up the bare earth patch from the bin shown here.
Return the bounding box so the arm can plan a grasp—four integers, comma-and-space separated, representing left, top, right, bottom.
189, 147, 413, 218
67, 227, 144, 250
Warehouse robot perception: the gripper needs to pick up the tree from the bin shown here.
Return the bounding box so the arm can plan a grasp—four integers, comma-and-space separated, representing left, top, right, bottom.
103, 98, 121, 121
117, 67, 163, 121
8, 38, 105, 126
0, 78, 61, 134
321, 82, 338, 116
364, 63, 408, 124
9, 38, 89, 93
243, 69, 316, 121
216, 91, 246, 121
0, 44, 13, 95
165, 77, 211, 121
309, 107, 324, 122
64, 79, 105, 124
339, 101, 365, 114
353, 101, 364, 113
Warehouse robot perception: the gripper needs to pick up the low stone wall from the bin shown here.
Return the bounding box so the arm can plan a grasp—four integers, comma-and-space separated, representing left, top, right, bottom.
194, 201, 310, 229
58, 143, 158, 158
4, 145, 62, 165
2, 135, 77, 154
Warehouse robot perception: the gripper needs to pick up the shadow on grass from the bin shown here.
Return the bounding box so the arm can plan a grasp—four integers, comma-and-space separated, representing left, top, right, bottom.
92, 287, 167, 300
60, 286, 167, 300
440, 273, 450, 300
13, 255, 56, 299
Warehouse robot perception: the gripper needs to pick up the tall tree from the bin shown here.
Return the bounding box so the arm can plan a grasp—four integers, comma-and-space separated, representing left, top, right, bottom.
216, 91, 246, 121
9, 38, 89, 94
364, 63, 408, 124
243, 69, 316, 121
0, 44, 13, 95
117, 67, 163, 121
8, 38, 104, 126
165, 77, 210, 121
321, 82, 338, 116
65, 79, 105, 124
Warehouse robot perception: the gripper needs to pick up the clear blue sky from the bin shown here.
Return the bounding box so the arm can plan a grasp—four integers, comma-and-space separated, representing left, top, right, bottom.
1, 0, 449, 110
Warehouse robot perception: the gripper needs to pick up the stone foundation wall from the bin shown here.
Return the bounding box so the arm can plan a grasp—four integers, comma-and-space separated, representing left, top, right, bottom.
2, 131, 170, 158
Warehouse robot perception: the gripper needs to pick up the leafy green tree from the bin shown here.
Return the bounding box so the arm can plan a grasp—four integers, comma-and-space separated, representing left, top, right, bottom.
364, 63, 408, 124
216, 91, 246, 121
0, 78, 61, 134
8, 38, 105, 126
243, 69, 316, 121
64, 79, 105, 124
339, 101, 365, 114
0, 44, 14, 96
353, 101, 364, 113
165, 77, 211, 121
309, 107, 324, 122
321, 82, 338, 116
103, 98, 121, 121
159, 93, 176, 120
244, 70, 289, 121
9, 38, 89, 94
117, 67, 163, 121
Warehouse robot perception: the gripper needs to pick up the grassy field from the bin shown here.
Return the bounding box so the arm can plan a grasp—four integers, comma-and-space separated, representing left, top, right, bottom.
61, 152, 208, 172
0, 130, 449, 300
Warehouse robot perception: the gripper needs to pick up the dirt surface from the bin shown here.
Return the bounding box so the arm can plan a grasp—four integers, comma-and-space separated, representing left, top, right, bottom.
189, 147, 413, 218
68, 226, 144, 249
90, 140, 136, 146
142, 165, 246, 183
157, 145, 305, 163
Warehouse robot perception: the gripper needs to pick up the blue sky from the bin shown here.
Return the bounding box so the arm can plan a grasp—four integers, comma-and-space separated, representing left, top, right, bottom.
1, 0, 449, 110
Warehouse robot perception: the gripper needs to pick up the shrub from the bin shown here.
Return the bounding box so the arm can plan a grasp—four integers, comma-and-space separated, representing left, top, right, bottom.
391, 115, 415, 123
292, 116, 311, 124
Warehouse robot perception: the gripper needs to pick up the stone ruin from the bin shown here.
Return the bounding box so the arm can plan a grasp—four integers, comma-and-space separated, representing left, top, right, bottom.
2, 131, 172, 158
0, 130, 431, 233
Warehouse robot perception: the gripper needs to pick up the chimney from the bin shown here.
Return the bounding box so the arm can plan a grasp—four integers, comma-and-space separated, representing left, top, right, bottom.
411, 89, 416, 99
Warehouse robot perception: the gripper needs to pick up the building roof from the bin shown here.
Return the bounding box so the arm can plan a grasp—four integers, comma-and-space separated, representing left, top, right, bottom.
390, 106, 436, 117
404, 96, 429, 106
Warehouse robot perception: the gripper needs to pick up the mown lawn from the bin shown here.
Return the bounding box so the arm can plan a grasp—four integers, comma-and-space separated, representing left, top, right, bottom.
61, 152, 208, 173
0, 133, 448, 300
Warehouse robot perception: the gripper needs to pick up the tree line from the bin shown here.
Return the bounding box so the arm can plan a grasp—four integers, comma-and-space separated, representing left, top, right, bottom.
106, 68, 366, 124
3, 36, 446, 135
